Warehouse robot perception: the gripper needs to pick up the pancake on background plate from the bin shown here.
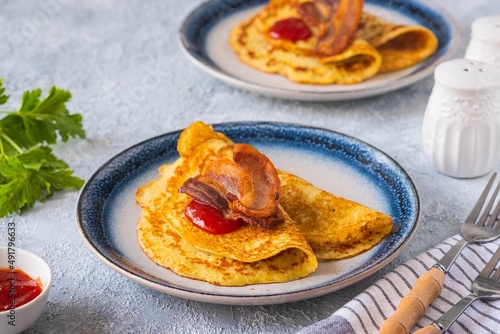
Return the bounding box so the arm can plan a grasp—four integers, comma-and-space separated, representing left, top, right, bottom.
136, 121, 393, 286
229, 0, 438, 84
357, 12, 438, 73
230, 0, 381, 84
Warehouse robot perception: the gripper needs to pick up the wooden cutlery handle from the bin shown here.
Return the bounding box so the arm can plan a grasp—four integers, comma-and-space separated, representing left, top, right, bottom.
379, 267, 445, 334
413, 325, 440, 334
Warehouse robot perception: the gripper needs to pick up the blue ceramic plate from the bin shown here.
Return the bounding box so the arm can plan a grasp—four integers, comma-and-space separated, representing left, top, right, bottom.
179, 0, 459, 101
77, 123, 420, 305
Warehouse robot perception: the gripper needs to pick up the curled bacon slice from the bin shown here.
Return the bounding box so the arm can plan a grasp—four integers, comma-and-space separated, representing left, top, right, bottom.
179, 143, 283, 230
298, 0, 330, 26
298, 0, 364, 57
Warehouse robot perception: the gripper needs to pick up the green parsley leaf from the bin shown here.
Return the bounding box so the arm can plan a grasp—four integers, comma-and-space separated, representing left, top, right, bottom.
19, 146, 84, 191
0, 86, 85, 151
0, 80, 85, 217
0, 79, 8, 106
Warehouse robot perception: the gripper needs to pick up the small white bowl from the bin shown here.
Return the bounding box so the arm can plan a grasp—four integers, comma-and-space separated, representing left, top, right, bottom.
0, 247, 52, 334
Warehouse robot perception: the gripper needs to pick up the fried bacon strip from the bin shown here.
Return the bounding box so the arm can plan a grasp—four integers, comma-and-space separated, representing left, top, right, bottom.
298, 0, 364, 56
179, 143, 284, 230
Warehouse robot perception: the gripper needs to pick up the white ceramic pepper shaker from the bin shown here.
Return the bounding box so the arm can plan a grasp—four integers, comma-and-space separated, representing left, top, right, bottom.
422, 58, 500, 178
465, 16, 500, 67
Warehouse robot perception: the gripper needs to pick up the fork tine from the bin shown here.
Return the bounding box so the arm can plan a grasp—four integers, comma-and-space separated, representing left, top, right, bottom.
479, 245, 500, 279
465, 172, 497, 224
466, 172, 497, 225
483, 182, 500, 227
477, 183, 500, 227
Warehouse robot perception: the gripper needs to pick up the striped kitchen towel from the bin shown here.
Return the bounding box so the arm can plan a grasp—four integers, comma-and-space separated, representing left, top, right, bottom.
299, 235, 500, 334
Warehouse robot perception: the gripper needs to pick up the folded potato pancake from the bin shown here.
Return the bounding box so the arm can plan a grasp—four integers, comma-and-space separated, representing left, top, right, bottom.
230, 0, 438, 83
136, 121, 318, 286
137, 164, 318, 286
357, 12, 438, 73
163, 123, 317, 263
229, 12, 382, 85
136, 121, 394, 286
278, 170, 393, 260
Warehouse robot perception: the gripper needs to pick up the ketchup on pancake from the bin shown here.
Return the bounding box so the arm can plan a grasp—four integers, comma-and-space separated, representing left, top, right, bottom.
185, 200, 242, 234
268, 18, 312, 42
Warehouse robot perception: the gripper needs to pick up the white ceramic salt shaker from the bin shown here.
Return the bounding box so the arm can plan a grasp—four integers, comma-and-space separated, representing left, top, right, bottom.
422, 58, 500, 178
465, 16, 500, 67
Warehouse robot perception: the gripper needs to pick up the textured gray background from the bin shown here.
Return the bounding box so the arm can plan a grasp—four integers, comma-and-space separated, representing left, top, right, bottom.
0, 0, 498, 333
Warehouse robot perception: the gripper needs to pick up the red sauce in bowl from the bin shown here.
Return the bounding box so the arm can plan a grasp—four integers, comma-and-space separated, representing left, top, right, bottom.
0, 268, 43, 311
185, 200, 242, 234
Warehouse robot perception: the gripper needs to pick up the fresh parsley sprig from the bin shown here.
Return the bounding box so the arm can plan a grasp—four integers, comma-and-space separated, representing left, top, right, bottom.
0, 79, 86, 218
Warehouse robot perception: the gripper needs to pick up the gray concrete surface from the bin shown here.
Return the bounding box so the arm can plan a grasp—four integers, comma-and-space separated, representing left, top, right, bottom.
0, 0, 497, 333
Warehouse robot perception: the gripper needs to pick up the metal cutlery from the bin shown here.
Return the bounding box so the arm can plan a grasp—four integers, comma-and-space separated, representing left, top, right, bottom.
379, 172, 500, 334
414, 244, 500, 333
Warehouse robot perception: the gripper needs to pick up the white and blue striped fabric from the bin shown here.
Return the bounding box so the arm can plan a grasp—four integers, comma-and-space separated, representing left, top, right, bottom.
299, 236, 500, 334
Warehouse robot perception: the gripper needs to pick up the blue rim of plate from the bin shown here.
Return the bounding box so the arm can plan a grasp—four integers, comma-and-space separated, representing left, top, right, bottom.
76, 122, 420, 305
179, 0, 459, 101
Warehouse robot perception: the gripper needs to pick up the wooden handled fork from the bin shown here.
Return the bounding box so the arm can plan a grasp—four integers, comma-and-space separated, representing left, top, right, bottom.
414, 244, 500, 333
379, 173, 500, 334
